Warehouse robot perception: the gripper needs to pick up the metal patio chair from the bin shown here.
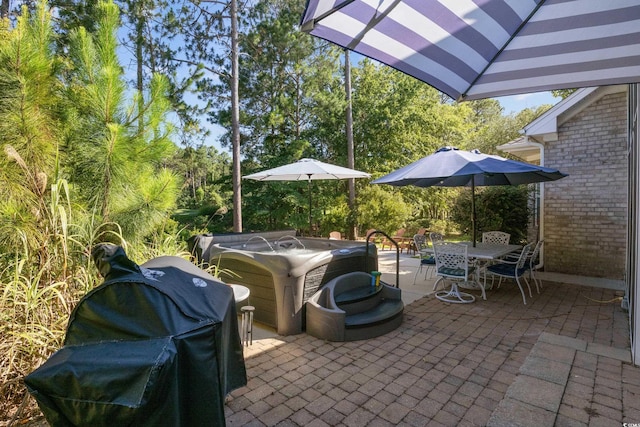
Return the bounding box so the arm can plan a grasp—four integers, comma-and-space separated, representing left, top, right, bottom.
485, 243, 534, 305
413, 234, 435, 283
482, 231, 510, 245
432, 241, 483, 303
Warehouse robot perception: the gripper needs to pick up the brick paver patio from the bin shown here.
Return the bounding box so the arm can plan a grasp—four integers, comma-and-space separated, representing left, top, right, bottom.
225, 275, 638, 426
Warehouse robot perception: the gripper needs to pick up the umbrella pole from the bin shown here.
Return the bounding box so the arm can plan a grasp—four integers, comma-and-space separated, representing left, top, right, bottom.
471, 177, 476, 247
308, 176, 312, 236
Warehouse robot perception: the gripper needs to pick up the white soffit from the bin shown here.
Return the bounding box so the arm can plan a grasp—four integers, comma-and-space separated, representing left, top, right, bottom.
497, 137, 541, 163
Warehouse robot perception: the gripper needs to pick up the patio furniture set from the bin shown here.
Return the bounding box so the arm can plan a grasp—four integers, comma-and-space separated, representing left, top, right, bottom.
414, 231, 544, 305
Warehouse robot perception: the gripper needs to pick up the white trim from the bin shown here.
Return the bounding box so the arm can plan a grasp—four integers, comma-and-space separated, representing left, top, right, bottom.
497, 137, 542, 162
523, 88, 599, 136
521, 86, 628, 138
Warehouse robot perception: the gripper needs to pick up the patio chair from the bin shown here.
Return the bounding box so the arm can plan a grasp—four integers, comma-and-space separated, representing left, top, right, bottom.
429, 232, 443, 244
413, 234, 435, 283
482, 231, 510, 245
429, 232, 444, 289
406, 227, 428, 254
528, 240, 544, 293
363, 228, 378, 243
501, 240, 544, 293
329, 231, 342, 240
479, 231, 511, 284
381, 228, 406, 250
432, 241, 483, 303
485, 243, 533, 305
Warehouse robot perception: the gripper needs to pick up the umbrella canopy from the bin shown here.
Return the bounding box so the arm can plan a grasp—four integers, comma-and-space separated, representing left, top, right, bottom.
300, 0, 640, 101
243, 158, 370, 233
372, 147, 567, 244
243, 158, 371, 181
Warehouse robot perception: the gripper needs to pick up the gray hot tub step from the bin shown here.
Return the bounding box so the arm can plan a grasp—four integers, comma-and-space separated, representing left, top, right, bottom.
306, 272, 404, 341
344, 299, 404, 328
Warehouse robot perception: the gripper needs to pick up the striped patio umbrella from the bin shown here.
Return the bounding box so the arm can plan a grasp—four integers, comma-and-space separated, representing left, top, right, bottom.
301, 0, 640, 101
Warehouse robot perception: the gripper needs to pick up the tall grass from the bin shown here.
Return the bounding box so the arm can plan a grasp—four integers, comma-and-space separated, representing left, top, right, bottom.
0, 183, 189, 424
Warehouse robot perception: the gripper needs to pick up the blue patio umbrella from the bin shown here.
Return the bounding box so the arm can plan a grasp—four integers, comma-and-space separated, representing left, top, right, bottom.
371, 147, 567, 245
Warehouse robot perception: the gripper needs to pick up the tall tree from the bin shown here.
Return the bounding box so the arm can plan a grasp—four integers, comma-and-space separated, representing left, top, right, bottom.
0, 0, 63, 256
67, 0, 244, 231
51, 0, 232, 147
230, 0, 241, 231
64, 0, 180, 240
1, 0, 10, 18
346, 61, 478, 228
344, 49, 356, 239
222, 0, 343, 233
52, 1, 257, 234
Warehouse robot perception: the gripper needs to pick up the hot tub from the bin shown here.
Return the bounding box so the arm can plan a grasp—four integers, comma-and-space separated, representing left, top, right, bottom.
189, 230, 378, 335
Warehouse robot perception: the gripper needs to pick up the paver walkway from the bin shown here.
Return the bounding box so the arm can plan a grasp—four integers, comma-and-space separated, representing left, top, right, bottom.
225, 274, 639, 426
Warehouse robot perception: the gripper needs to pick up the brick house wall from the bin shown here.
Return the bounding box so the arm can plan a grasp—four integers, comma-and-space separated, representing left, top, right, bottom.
543, 91, 628, 279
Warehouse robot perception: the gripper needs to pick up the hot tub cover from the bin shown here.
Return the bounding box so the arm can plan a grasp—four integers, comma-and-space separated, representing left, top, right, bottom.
25, 244, 246, 426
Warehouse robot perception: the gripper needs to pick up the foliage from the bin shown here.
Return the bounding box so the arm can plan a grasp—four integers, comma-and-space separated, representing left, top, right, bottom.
466, 99, 553, 156
551, 88, 577, 99
428, 218, 458, 236
63, 0, 181, 242
0, 2, 186, 421
171, 145, 231, 208
51, 0, 234, 148
0, 1, 550, 422
356, 185, 412, 234
347, 62, 482, 233
317, 194, 349, 237
449, 186, 530, 243
0, 1, 64, 261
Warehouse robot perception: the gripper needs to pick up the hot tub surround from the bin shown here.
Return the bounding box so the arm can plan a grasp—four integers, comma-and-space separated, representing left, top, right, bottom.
189, 230, 377, 335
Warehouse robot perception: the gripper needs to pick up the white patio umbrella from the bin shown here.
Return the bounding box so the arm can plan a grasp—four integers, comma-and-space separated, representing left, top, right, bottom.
301, 0, 640, 101
243, 158, 370, 233
372, 147, 567, 245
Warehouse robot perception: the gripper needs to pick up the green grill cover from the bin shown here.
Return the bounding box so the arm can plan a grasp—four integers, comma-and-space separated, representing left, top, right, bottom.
25, 244, 247, 426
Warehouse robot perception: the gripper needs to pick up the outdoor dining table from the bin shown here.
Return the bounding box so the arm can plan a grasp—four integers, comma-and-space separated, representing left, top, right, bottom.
421, 242, 521, 260
457, 242, 522, 260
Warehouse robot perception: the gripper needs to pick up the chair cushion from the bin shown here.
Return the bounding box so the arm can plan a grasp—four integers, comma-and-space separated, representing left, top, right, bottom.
487, 263, 528, 277
438, 266, 475, 277
421, 256, 435, 265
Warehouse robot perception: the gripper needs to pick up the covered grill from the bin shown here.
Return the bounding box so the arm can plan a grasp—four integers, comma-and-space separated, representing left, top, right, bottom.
25, 244, 246, 426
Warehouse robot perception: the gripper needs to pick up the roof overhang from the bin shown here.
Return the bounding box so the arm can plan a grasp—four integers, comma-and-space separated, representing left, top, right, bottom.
499, 85, 628, 162
522, 86, 627, 142
497, 137, 542, 163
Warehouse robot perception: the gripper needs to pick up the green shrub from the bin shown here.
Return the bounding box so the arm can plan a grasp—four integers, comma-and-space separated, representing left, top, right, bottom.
356, 185, 412, 234
449, 186, 530, 243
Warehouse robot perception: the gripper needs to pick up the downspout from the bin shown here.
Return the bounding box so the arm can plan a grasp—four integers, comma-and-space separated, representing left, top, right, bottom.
528, 137, 546, 270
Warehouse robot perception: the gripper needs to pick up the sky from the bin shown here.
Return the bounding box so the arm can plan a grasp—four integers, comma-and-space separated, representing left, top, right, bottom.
495, 91, 561, 115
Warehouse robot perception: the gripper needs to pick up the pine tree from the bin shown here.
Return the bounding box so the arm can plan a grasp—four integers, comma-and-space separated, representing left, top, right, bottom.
64, 0, 180, 240
0, 0, 64, 256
